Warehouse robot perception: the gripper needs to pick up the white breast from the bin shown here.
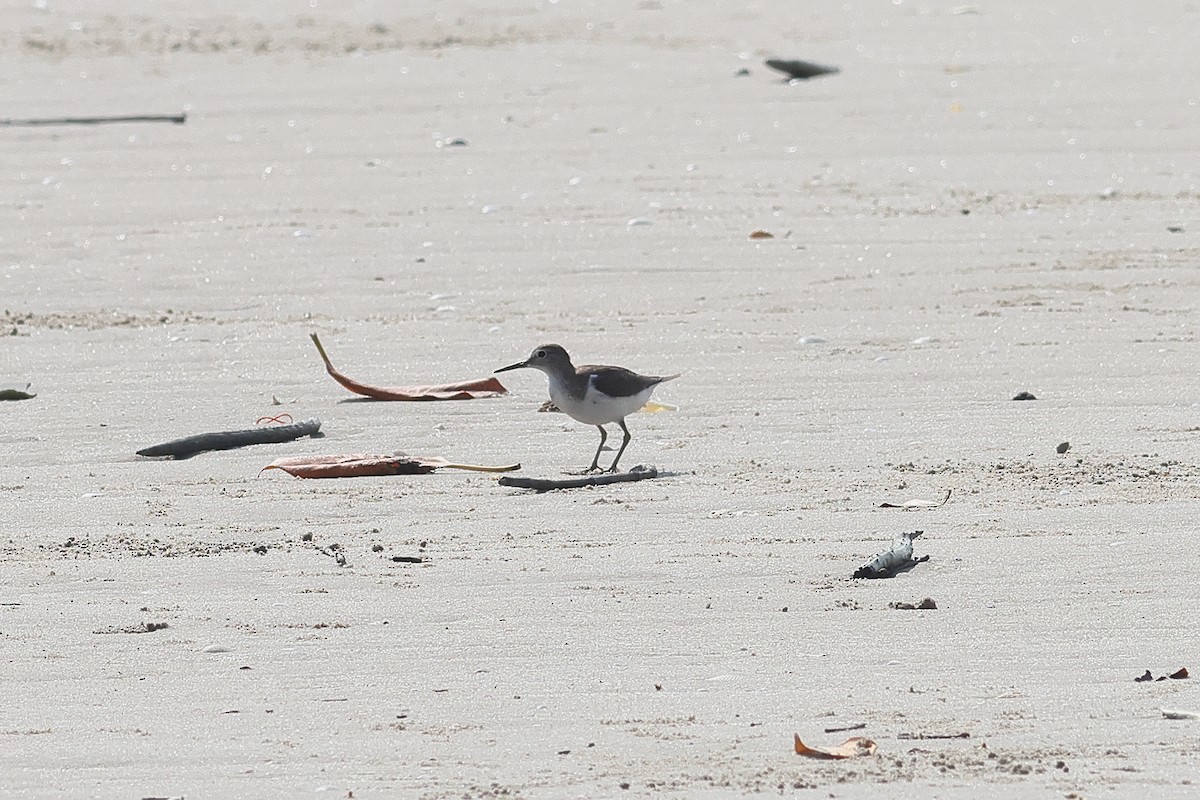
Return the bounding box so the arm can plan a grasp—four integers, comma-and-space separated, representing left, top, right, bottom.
549, 374, 654, 426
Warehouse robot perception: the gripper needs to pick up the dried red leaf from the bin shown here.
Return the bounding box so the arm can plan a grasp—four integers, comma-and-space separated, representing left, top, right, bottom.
310, 334, 507, 400
263, 454, 520, 478
1170, 667, 1190, 680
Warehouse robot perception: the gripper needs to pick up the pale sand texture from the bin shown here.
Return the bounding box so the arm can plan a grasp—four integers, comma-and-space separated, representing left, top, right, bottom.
2, 0, 1199, 797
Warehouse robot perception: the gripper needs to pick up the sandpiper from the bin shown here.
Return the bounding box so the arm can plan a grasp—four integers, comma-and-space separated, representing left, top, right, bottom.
495, 344, 678, 473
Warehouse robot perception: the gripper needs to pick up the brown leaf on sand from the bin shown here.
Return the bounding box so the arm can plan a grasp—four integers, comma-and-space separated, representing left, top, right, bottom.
1171, 667, 1190, 679
793, 733, 877, 759
749, 230, 775, 240
263, 454, 520, 478
310, 333, 507, 400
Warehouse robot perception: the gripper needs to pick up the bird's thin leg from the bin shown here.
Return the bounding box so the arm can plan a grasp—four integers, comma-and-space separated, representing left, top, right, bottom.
584, 425, 607, 473
607, 419, 633, 473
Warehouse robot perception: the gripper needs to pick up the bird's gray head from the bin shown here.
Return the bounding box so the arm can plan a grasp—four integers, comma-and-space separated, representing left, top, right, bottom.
495, 344, 573, 375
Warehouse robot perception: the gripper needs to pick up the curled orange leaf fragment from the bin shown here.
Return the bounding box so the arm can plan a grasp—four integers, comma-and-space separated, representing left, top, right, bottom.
793, 733, 877, 759
311, 333, 507, 400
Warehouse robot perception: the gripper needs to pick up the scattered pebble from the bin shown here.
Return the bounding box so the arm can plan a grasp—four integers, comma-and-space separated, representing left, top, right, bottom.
202, 644, 232, 654
890, 598, 938, 610
143, 621, 169, 632
1056, 441, 1071, 454
1012, 391, 1037, 401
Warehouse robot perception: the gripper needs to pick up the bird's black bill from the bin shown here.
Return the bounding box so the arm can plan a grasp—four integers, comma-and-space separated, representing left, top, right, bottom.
494, 360, 528, 374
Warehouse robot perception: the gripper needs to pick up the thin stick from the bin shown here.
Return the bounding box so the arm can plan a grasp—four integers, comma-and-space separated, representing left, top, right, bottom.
898, 732, 971, 740
498, 465, 658, 492
824, 723, 867, 734
436, 461, 522, 473
0, 113, 186, 127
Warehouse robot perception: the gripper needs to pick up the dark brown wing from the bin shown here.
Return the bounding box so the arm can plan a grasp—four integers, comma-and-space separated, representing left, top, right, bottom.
580, 365, 677, 398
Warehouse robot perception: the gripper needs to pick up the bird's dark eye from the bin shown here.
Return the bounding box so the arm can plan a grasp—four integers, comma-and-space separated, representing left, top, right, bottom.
536, 350, 546, 358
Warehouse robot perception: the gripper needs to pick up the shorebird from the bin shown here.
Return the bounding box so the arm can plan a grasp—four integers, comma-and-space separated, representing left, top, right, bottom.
495, 344, 678, 473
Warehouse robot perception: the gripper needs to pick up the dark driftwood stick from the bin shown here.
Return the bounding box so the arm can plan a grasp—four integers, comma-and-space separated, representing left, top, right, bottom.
824, 722, 867, 734
498, 465, 658, 492
0, 113, 186, 127
137, 418, 322, 459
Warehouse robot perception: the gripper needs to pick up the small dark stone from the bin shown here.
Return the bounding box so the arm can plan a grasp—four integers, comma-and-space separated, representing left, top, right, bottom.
301, 532, 313, 542
1012, 391, 1037, 401
371, 544, 384, 552
1167, 225, 1184, 233
961, 208, 970, 215
765, 58, 840, 80
1056, 441, 1071, 454
1134, 669, 1154, 682
392, 556, 424, 564
735, 67, 751, 77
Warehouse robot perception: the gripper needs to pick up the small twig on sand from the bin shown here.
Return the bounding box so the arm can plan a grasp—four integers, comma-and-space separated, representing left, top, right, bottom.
898, 732, 971, 740
498, 465, 659, 492
1, 113, 186, 127
824, 722, 867, 734
317, 544, 347, 567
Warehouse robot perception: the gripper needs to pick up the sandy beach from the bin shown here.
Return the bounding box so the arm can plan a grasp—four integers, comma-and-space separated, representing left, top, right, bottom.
2, 1, 1199, 797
